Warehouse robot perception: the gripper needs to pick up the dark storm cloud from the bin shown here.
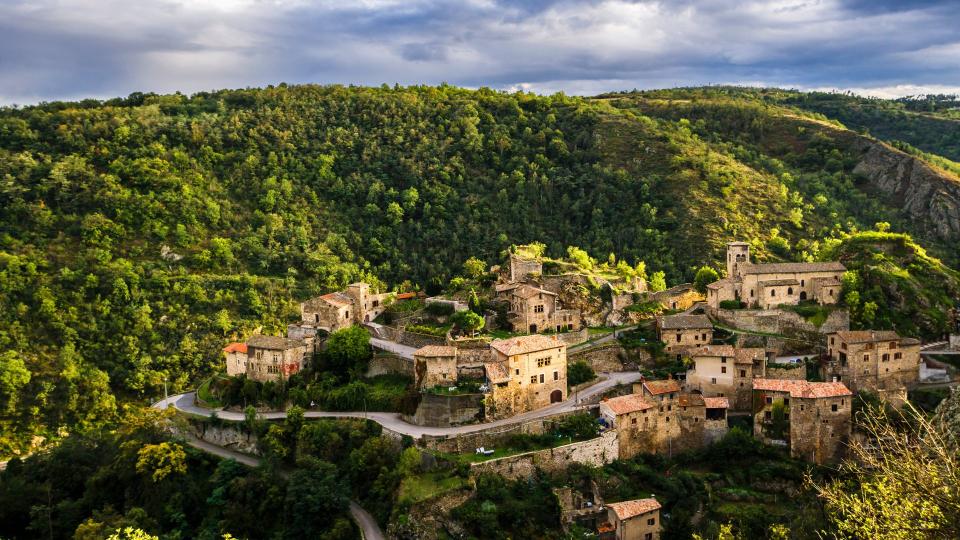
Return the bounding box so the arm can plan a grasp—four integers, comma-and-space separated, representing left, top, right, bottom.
1, 0, 959, 104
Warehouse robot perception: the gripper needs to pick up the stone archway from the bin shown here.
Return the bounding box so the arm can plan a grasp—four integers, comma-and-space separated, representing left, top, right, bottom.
799, 291, 808, 301
550, 389, 563, 403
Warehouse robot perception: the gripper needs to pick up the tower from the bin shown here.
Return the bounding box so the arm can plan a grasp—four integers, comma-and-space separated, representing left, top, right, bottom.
726, 242, 750, 279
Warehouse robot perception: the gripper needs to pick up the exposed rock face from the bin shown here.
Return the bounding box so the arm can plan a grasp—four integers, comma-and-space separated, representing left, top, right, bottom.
852, 140, 960, 241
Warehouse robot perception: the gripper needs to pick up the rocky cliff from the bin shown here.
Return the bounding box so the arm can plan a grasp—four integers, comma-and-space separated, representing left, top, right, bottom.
851, 139, 960, 241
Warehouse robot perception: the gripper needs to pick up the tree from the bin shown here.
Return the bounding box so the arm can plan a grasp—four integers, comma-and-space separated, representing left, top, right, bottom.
322, 326, 372, 378
468, 289, 482, 314
567, 361, 595, 387
451, 310, 485, 336
0, 351, 30, 414
812, 401, 960, 539
135, 442, 187, 482
693, 266, 720, 294
649, 271, 667, 292
284, 458, 350, 538
463, 257, 486, 279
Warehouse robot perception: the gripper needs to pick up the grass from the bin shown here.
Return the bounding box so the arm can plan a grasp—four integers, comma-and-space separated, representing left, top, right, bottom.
397, 472, 471, 505
588, 326, 615, 336
780, 301, 836, 327
197, 375, 226, 408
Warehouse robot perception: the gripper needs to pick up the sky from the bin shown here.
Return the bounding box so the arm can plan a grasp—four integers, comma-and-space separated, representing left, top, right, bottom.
2, 0, 959, 105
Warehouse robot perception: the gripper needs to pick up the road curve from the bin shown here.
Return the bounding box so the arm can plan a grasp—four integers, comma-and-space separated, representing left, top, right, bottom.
176, 433, 385, 539
154, 370, 641, 439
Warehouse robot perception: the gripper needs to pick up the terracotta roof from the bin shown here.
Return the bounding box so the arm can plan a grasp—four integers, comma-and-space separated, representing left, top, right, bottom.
320, 291, 353, 307
223, 342, 248, 354
247, 334, 304, 350
759, 279, 800, 287
603, 394, 655, 415
706, 278, 732, 289
597, 522, 615, 534
703, 396, 730, 409
740, 262, 845, 275
414, 345, 457, 358
607, 498, 661, 520
642, 379, 681, 395
833, 330, 902, 343
677, 393, 705, 407
735, 348, 766, 364
395, 292, 417, 300
659, 314, 712, 330
690, 345, 737, 358
490, 334, 564, 356
513, 284, 557, 299
753, 378, 852, 399
484, 361, 510, 384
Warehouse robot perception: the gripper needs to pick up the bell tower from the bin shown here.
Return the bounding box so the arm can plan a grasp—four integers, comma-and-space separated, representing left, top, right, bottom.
726, 242, 750, 279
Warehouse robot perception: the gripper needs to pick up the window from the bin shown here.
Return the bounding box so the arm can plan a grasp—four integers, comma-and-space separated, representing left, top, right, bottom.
739, 370, 746, 377
784, 398, 789, 406
894, 352, 902, 360
530, 376, 537, 384
882, 354, 889, 362
702, 333, 707, 341
863, 354, 869, 362
711, 377, 717, 384
766, 396, 772, 404
534, 305, 544, 313
831, 404, 838, 412
866, 343, 874, 350
694, 334, 699, 341
554, 371, 559, 381
771, 289, 776, 297
788, 287, 793, 295
345, 311, 349, 319
539, 373, 544, 383
750, 289, 755, 297
647, 518, 656, 526
536, 357, 551, 368
676, 334, 682, 343
721, 366, 727, 374
645, 534, 653, 540
801, 279, 805, 286
668, 405, 672, 411
800, 405, 804, 411
830, 337, 835, 345
665, 417, 670, 423
516, 369, 519, 375
721, 357, 727, 363
889, 341, 898, 349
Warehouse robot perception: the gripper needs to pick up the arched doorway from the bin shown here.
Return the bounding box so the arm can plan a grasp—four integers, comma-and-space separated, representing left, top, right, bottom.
799, 291, 807, 301
550, 390, 563, 403
529, 324, 538, 334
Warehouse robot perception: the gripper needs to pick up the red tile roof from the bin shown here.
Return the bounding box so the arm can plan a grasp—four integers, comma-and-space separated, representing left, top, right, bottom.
222, 342, 247, 354
490, 334, 564, 356
484, 361, 510, 384
703, 397, 729, 409
607, 498, 661, 520
395, 292, 417, 300
753, 378, 852, 399
602, 394, 655, 415
320, 292, 352, 307
833, 330, 902, 343
642, 379, 681, 395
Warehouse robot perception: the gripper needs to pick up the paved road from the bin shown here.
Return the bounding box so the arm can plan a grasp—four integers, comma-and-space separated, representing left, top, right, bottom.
178, 433, 385, 539
369, 337, 417, 360
568, 326, 636, 353
154, 370, 641, 439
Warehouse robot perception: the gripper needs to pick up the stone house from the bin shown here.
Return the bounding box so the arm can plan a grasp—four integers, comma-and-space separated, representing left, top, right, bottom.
600, 498, 662, 540
657, 314, 713, 355
484, 335, 568, 419
603, 383, 727, 459
752, 379, 853, 464
243, 334, 310, 383
507, 253, 543, 282
685, 345, 767, 411
300, 282, 394, 333
497, 283, 581, 334
706, 242, 845, 310
825, 330, 921, 399
223, 342, 248, 377
413, 345, 459, 391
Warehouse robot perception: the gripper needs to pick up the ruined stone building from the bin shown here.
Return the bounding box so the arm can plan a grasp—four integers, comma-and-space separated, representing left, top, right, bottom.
825, 330, 921, 402
497, 283, 582, 334
752, 379, 852, 464
507, 253, 543, 282
598, 498, 662, 540
706, 241, 846, 310
413, 345, 459, 391
223, 334, 310, 382
657, 314, 714, 355
300, 282, 394, 332
600, 384, 728, 459
484, 334, 568, 419
685, 345, 767, 410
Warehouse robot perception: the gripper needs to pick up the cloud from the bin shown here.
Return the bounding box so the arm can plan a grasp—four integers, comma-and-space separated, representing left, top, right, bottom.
0, 0, 958, 104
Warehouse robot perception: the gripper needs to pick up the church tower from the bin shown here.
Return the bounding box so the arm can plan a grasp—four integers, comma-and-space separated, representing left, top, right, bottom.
726, 242, 750, 279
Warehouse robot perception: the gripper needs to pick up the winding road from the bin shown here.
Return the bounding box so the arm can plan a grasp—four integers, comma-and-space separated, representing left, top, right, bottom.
154, 370, 641, 438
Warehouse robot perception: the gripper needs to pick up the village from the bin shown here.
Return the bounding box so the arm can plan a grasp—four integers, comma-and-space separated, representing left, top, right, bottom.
178, 241, 960, 540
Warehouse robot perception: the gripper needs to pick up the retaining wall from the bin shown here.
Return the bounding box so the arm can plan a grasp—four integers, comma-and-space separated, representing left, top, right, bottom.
405, 392, 485, 427
716, 307, 849, 336
366, 354, 413, 378
570, 343, 627, 372
469, 430, 619, 481
420, 408, 594, 453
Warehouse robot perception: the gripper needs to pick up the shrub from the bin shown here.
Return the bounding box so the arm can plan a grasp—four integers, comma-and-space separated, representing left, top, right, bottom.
567, 361, 596, 387
719, 299, 745, 310
424, 302, 455, 317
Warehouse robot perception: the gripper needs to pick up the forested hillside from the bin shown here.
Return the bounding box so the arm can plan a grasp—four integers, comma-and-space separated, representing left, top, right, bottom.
1, 84, 959, 457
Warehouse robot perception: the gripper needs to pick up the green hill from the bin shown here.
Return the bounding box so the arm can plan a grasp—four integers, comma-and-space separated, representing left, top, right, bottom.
1, 84, 959, 455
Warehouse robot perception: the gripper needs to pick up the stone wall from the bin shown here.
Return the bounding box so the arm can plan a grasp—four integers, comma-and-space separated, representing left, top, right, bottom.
569, 343, 628, 372
186, 422, 260, 455
716, 307, 849, 336
950, 334, 960, 351
766, 363, 807, 381
366, 353, 413, 378
400, 331, 448, 349
405, 392, 484, 427
469, 431, 619, 481
557, 328, 590, 347
449, 336, 493, 367
704, 419, 728, 444
420, 409, 590, 453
